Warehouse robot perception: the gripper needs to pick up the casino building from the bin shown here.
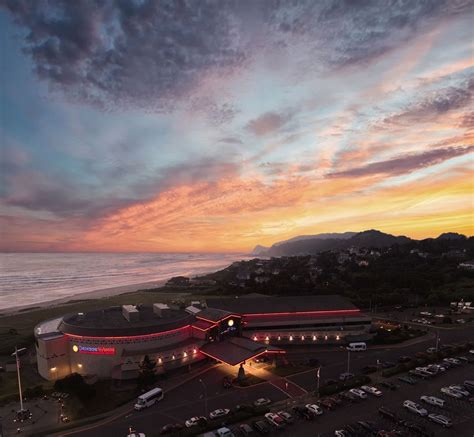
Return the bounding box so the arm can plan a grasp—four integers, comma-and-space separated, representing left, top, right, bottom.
35, 295, 372, 381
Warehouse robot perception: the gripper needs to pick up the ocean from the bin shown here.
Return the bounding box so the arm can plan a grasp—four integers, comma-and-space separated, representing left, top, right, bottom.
0, 252, 249, 311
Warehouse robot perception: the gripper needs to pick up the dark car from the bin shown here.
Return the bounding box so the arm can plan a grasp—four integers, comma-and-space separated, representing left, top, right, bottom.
160, 423, 183, 434
398, 375, 416, 385
239, 423, 255, 436
382, 361, 396, 369
362, 365, 378, 374
319, 399, 335, 410
357, 421, 378, 433
378, 407, 399, 422
328, 396, 343, 406
292, 405, 313, 420
398, 356, 411, 363
379, 381, 398, 390
252, 420, 270, 435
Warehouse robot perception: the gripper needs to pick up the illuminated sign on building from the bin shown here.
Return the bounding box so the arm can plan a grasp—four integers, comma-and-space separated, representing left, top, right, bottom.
72, 345, 115, 355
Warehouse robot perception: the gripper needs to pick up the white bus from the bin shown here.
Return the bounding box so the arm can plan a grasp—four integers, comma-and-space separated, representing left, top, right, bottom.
134, 387, 164, 410
347, 342, 367, 352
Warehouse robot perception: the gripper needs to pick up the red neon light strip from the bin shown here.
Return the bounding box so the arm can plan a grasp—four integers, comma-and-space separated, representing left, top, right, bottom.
243, 309, 360, 317
65, 324, 191, 340
199, 347, 285, 366
196, 314, 241, 324
192, 324, 216, 332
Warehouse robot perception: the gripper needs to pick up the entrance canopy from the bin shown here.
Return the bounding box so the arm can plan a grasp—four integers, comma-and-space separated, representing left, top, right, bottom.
200, 336, 285, 366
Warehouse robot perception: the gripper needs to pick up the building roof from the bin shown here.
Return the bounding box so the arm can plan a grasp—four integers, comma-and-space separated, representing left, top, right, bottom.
192, 319, 216, 331
206, 295, 357, 315
200, 337, 284, 366
243, 313, 369, 328
195, 307, 235, 322
59, 305, 194, 337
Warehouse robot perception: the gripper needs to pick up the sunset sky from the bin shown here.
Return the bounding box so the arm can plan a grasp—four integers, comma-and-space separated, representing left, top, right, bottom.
1, 0, 473, 253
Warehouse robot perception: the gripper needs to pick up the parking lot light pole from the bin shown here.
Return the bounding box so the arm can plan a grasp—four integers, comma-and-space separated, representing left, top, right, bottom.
435, 330, 440, 352
346, 350, 351, 374
316, 367, 321, 399
11, 346, 27, 413
199, 379, 208, 418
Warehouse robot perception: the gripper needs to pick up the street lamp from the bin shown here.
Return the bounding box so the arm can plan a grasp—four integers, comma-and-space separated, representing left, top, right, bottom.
199, 378, 208, 418
316, 367, 321, 399
11, 347, 27, 414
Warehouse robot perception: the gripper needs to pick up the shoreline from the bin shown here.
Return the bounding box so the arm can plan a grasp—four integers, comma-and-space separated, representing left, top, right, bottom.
0, 279, 171, 316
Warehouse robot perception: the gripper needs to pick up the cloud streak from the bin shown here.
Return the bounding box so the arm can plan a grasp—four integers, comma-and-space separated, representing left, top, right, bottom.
328, 146, 474, 178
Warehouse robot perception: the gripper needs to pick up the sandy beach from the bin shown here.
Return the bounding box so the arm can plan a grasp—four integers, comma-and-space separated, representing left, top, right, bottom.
1, 279, 170, 316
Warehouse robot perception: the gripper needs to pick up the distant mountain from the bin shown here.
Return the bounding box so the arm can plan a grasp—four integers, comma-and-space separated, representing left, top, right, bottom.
273, 232, 357, 246
251, 245, 270, 256
436, 232, 467, 240
259, 229, 413, 256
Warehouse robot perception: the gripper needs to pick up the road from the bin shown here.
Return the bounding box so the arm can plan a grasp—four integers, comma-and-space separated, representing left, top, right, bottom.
61, 325, 473, 437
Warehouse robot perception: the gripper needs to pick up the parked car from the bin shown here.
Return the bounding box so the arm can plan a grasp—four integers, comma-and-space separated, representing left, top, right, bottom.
428, 414, 452, 428
334, 430, 350, 437
398, 376, 417, 385
443, 358, 461, 366
264, 412, 285, 429
252, 420, 270, 435
357, 421, 378, 433
440, 387, 463, 398
292, 406, 313, 420
209, 408, 230, 420
160, 423, 183, 434
378, 407, 399, 422
253, 398, 271, 407
398, 356, 411, 363
328, 396, 343, 405
426, 347, 437, 354
341, 391, 358, 402
276, 410, 294, 423
238, 424, 255, 436
349, 388, 367, 399
185, 416, 207, 428
403, 400, 428, 416
420, 395, 444, 408
305, 403, 323, 415
362, 365, 377, 374
319, 398, 335, 410
382, 361, 396, 369
379, 381, 398, 390
361, 385, 382, 396
339, 372, 355, 381
464, 380, 474, 390
448, 385, 469, 396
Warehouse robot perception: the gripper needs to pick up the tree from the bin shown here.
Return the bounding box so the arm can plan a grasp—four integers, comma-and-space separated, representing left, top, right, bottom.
138, 355, 157, 388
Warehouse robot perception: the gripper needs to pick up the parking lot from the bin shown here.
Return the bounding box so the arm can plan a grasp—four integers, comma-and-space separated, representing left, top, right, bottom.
232, 363, 473, 436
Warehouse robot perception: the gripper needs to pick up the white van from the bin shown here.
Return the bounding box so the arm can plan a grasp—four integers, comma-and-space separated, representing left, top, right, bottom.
347, 342, 367, 351
134, 387, 164, 410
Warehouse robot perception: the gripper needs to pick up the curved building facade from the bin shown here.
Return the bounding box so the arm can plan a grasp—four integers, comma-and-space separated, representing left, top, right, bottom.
35, 296, 372, 381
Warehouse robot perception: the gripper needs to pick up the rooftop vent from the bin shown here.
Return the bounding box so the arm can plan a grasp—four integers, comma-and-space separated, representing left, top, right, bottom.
122, 305, 140, 322
153, 303, 171, 318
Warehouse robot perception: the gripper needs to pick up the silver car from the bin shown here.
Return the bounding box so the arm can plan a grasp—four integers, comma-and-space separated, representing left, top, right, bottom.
428, 413, 452, 427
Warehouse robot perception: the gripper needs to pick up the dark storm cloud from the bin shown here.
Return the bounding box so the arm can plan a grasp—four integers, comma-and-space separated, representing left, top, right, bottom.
1, 0, 247, 111
3, 0, 470, 111
328, 145, 474, 178
271, 0, 472, 68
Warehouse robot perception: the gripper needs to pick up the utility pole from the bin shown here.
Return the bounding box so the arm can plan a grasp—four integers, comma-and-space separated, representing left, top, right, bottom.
316, 367, 321, 399
435, 329, 440, 352
11, 347, 27, 413
199, 379, 208, 418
